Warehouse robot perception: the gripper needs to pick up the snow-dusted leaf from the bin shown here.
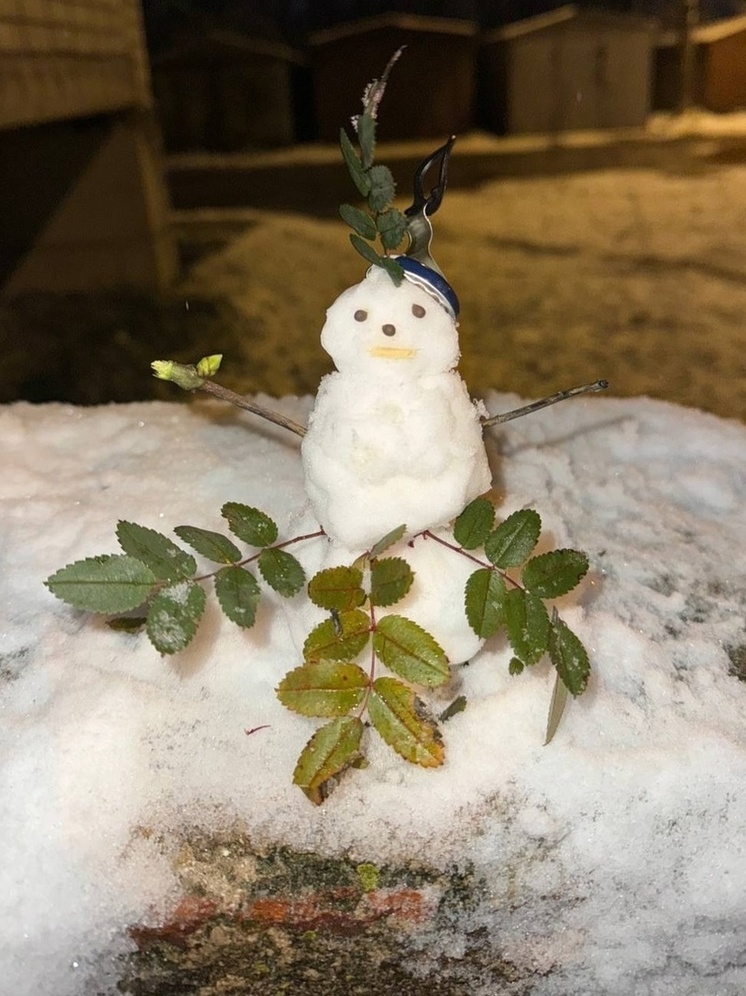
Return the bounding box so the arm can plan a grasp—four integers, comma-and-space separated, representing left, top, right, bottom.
453, 497, 495, 550
376, 208, 406, 251
368, 677, 444, 767
214, 566, 261, 628
544, 670, 570, 744
308, 566, 365, 612
484, 509, 541, 569
220, 502, 278, 547
257, 548, 305, 597
45, 555, 157, 613
304, 609, 370, 664
522, 549, 589, 599
339, 203, 376, 240
549, 613, 590, 696
293, 716, 364, 805
277, 662, 368, 717
373, 615, 450, 688
369, 557, 414, 607
146, 580, 206, 655
464, 568, 506, 638
367, 164, 395, 212
173, 525, 242, 564
504, 588, 550, 666
116, 521, 196, 581
339, 127, 371, 196
369, 524, 406, 559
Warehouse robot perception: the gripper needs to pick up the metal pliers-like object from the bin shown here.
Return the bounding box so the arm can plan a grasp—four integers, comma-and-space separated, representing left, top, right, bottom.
403, 135, 456, 278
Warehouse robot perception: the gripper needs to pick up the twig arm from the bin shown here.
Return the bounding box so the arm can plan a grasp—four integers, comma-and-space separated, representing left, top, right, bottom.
481, 380, 608, 428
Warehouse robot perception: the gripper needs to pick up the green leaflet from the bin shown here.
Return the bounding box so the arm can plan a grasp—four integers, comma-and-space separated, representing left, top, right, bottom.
464, 568, 506, 638
369, 524, 406, 559
350, 233, 385, 267
277, 661, 368, 717
214, 566, 261, 628
369, 557, 414, 607
45, 554, 157, 613
174, 524, 242, 564
307, 566, 366, 612
339, 203, 377, 241
356, 112, 376, 169
484, 509, 541, 569
376, 209, 406, 251
116, 521, 196, 581
503, 588, 550, 666
368, 677, 444, 767
373, 615, 450, 687
549, 614, 590, 696
453, 497, 495, 550
339, 127, 371, 196
221, 502, 278, 547
146, 580, 206, 655
379, 256, 404, 285
439, 695, 467, 723
522, 549, 589, 599
257, 548, 305, 597
367, 164, 395, 212
544, 670, 569, 744
304, 609, 370, 664
508, 657, 525, 675
293, 716, 365, 805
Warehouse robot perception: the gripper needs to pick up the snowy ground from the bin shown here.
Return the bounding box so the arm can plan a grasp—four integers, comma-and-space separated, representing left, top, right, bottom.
1, 389, 745, 994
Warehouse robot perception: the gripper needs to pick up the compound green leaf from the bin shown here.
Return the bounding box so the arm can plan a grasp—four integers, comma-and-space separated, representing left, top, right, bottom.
368, 523, 406, 559
339, 127, 371, 196
504, 587, 550, 666
549, 614, 590, 697
308, 566, 365, 612
369, 557, 414, 607
367, 164, 395, 212
368, 677, 444, 767
453, 497, 495, 550
484, 509, 541, 569
373, 615, 450, 688
214, 565, 261, 628
221, 502, 278, 547
257, 548, 305, 597
293, 716, 365, 805
522, 549, 589, 599
464, 568, 506, 638
146, 580, 206, 655
339, 203, 376, 240
45, 555, 157, 613
304, 609, 370, 664
277, 661, 368, 717
173, 525, 242, 564
376, 208, 406, 251
116, 521, 196, 581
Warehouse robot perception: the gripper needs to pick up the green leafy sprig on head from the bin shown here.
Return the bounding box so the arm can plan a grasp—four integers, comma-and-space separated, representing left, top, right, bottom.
339, 48, 407, 284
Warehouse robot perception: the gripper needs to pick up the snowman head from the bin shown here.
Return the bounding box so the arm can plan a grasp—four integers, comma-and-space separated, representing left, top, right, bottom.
320, 266, 460, 378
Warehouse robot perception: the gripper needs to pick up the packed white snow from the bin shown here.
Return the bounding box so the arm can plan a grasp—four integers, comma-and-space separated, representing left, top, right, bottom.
1, 391, 746, 995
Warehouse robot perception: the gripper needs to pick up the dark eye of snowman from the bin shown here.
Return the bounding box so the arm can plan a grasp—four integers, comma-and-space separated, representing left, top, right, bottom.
354, 310, 367, 322
412, 304, 426, 318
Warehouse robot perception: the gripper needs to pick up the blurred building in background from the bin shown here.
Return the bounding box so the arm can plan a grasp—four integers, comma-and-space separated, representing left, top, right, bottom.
655, 11, 746, 110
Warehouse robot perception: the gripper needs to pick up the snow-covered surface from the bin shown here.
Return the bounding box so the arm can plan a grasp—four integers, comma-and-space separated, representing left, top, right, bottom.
2, 392, 746, 994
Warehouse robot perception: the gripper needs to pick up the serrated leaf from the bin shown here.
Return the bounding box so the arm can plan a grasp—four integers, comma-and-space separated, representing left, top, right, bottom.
357, 112, 376, 169
45, 555, 157, 613
293, 716, 364, 805
304, 609, 370, 664
146, 580, 206, 655
339, 127, 371, 196
367, 164, 395, 212
257, 548, 305, 597
549, 614, 590, 696
368, 677, 444, 767
544, 670, 569, 744
350, 233, 384, 267
508, 656, 525, 675
464, 568, 506, 638
369, 524, 406, 558
376, 209, 406, 251
277, 662, 368, 718
221, 502, 278, 547
116, 521, 196, 581
504, 588, 550, 665
214, 565, 260, 628
339, 203, 376, 240
522, 549, 589, 599
370, 557, 414, 607
308, 566, 365, 612
173, 525, 242, 564
484, 509, 542, 569
373, 615, 450, 687
454, 497, 496, 550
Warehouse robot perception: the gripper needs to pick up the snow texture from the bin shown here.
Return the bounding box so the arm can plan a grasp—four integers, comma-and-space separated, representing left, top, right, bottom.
1, 392, 746, 995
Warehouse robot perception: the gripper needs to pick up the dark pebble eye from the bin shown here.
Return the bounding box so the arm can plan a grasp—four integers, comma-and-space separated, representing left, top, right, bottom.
412, 304, 426, 318
354, 309, 367, 322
